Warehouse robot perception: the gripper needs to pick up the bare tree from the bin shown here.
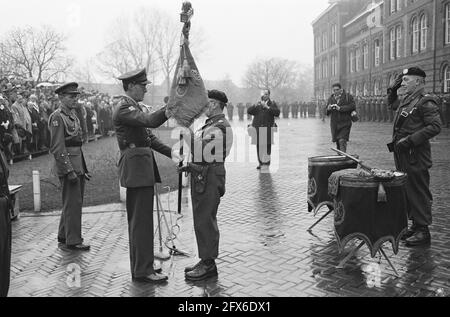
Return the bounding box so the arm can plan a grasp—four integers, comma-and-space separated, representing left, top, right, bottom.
155, 10, 207, 96
96, 7, 162, 81
0, 25, 73, 82
98, 6, 207, 97
243, 58, 299, 91
71, 59, 98, 89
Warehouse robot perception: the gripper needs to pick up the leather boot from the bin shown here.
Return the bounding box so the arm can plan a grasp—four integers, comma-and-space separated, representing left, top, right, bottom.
405, 226, 431, 247
185, 260, 217, 281
401, 224, 417, 241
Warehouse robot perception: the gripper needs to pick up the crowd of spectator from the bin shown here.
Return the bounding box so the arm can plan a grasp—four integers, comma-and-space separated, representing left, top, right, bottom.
0, 75, 116, 165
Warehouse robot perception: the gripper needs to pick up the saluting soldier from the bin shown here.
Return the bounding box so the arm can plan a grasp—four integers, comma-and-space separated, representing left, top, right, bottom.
387, 67, 442, 247
113, 68, 180, 284
49, 83, 91, 251
180, 90, 233, 281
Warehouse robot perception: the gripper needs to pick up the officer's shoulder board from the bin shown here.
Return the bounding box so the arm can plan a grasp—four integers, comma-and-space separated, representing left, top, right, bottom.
419, 94, 440, 107
48, 109, 62, 128
115, 95, 137, 109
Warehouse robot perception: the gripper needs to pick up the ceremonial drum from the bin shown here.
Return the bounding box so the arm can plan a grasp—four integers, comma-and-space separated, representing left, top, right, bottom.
328, 169, 408, 257
307, 155, 358, 213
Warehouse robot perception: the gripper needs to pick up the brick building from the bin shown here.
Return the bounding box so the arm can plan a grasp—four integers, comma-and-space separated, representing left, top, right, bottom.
313, 0, 450, 100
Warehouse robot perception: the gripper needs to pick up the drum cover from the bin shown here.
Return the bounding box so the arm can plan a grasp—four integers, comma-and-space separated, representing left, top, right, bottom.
329, 169, 408, 257
307, 155, 358, 212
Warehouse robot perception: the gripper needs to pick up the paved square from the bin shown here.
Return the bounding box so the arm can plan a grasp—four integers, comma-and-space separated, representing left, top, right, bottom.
8, 118, 450, 297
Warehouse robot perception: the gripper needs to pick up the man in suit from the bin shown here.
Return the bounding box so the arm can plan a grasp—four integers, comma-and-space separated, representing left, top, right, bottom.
113, 68, 181, 283
247, 90, 280, 171
49, 82, 91, 251
387, 67, 442, 247
326, 83, 356, 153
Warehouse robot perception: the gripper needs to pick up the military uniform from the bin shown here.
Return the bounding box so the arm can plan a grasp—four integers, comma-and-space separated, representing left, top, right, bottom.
0, 149, 11, 297
388, 67, 442, 246
113, 69, 172, 281
391, 88, 442, 227
49, 83, 89, 248
183, 90, 233, 281
190, 114, 232, 259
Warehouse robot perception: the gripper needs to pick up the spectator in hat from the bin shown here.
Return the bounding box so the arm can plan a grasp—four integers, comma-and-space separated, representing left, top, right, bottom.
387, 67, 442, 247
11, 92, 32, 157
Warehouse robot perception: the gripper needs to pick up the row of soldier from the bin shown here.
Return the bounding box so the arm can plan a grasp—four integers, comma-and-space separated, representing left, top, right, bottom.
225, 101, 318, 121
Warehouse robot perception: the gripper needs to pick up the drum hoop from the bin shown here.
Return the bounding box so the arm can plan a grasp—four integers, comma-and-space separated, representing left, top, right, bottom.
340, 178, 407, 188
309, 161, 357, 167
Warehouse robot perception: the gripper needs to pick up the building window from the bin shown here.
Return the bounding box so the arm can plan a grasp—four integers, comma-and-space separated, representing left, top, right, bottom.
396, 0, 401, 12
420, 15, 427, 50
445, 4, 450, 45
323, 59, 328, 78
315, 36, 320, 55
356, 48, 361, 72
374, 80, 381, 96
412, 17, 419, 53
396, 25, 402, 58
374, 39, 380, 66
350, 50, 355, 73
331, 24, 337, 46
444, 65, 450, 92
363, 44, 369, 69
363, 82, 368, 96
390, 0, 396, 14
319, 63, 322, 79
390, 29, 396, 60
331, 55, 337, 77
322, 32, 328, 51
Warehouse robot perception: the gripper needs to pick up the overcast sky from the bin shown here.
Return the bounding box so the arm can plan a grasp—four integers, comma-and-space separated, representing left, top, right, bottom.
0, 0, 330, 84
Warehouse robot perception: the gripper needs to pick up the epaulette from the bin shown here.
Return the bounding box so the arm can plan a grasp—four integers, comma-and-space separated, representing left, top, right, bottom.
115, 95, 136, 107
419, 94, 439, 105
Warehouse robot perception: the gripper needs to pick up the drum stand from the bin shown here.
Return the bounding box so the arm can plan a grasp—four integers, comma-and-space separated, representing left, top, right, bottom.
336, 241, 400, 277
307, 201, 334, 232
154, 185, 189, 260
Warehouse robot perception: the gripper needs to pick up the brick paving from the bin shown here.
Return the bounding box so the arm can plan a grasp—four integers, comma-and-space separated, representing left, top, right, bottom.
7, 117, 450, 297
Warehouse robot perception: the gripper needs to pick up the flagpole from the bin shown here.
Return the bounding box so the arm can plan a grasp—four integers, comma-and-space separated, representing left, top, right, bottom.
178, 133, 183, 214
177, 1, 193, 214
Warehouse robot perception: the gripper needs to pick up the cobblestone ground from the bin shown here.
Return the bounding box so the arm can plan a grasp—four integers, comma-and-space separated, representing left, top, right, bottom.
8, 117, 450, 297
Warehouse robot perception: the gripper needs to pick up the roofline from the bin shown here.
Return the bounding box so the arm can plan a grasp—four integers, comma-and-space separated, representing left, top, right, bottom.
311, 3, 338, 26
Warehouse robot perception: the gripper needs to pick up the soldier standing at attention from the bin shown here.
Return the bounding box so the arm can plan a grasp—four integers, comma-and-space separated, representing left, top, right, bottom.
113, 68, 181, 283
49, 83, 91, 251
387, 67, 442, 247
180, 90, 233, 281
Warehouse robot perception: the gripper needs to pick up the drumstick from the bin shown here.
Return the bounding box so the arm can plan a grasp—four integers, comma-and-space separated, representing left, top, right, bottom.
330, 148, 372, 172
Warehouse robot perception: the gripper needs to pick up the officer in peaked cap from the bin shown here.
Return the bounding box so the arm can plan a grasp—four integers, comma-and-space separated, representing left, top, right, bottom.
113, 68, 182, 284
387, 66, 442, 247
117, 68, 152, 85
55, 82, 81, 95
49, 82, 91, 251
180, 89, 233, 281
